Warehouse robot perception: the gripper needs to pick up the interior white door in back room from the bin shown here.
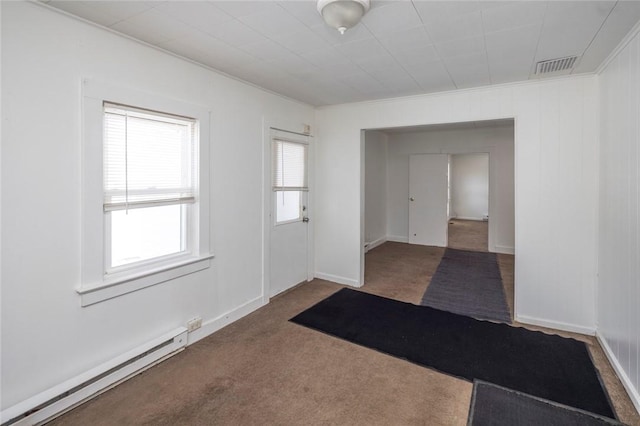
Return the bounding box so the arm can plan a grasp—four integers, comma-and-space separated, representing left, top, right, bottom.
270, 131, 310, 297
409, 154, 448, 247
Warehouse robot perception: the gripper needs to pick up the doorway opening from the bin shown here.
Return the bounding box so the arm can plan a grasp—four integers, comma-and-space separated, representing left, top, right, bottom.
448, 153, 490, 252
361, 119, 515, 316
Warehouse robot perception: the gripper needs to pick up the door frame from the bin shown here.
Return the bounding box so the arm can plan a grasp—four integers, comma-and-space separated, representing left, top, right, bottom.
262, 118, 314, 304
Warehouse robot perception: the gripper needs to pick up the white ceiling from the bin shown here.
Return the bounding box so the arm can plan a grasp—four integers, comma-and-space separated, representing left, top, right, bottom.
43, 0, 640, 106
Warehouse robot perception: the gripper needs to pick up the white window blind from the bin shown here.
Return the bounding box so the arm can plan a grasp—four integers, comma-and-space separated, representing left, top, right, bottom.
103, 103, 197, 211
272, 139, 308, 191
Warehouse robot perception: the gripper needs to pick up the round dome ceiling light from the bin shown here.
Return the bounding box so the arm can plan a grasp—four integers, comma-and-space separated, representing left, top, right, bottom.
317, 0, 371, 35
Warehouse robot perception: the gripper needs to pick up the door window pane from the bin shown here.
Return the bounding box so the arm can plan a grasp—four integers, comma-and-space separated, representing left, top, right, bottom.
275, 191, 301, 223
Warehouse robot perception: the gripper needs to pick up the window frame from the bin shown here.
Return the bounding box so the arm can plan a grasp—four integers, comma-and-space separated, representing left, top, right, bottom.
79, 80, 212, 306
101, 103, 197, 272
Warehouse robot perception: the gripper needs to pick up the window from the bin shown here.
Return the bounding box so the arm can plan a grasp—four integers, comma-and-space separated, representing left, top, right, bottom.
80, 80, 211, 306
103, 103, 196, 270
272, 138, 308, 224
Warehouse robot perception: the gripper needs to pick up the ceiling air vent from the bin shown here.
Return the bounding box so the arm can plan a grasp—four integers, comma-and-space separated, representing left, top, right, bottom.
535, 56, 578, 74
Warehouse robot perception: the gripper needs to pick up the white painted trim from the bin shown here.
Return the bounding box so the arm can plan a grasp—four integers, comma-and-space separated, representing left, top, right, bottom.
359, 131, 366, 286
364, 236, 386, 253
314, 272, 361, 287
261, 117, 271, 305
494, 245, 515, 255
516, 314, 596, 336
77, 255, 213, 306
596, 19, 640, 74
187, 296, 266, 345
1, 328, 187, 425
306, 133, 316, 283
596, 332, 640, 415
386, 235, 409, 243
512, 115, 519, 333
262, 119, 272, 304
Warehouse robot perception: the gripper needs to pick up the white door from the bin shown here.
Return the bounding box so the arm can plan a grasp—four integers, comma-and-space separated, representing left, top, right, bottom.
408, 154, 448, 247
270, 131, 310, 297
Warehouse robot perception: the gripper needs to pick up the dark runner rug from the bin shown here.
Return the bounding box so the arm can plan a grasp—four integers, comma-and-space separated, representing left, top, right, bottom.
421, 248, 511, 323
290, 288, 615, 419
468, 381, 622, 426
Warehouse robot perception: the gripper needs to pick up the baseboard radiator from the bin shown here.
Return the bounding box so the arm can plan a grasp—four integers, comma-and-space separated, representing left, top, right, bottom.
1, 327, 188, 426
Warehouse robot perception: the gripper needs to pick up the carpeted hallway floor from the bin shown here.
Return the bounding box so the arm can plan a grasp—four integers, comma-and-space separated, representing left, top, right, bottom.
49, 230, 639, 425
447, 218, 488, 253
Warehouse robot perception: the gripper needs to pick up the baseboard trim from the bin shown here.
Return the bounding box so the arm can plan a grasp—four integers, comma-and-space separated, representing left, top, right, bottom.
454, 216, 484, 221
516, 314, 596, 336
187, 296, 266, 345
1, 296, 268, 425
495, 245, 515, 255
387, 235, 408, 243
1, 328, 187, 425
364, 236, 386, 253
596, 332, 640, 414
314, 272, 361, 287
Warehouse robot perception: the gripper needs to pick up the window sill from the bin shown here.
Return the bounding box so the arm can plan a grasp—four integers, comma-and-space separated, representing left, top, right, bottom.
77, 254, 214, 306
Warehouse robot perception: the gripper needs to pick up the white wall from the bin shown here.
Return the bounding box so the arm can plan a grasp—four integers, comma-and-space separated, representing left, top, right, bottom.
597, 26, 640, 410
0, 2, 314, 410
385, 127, 513, 253
451, 154, 489, 221
315, 75, 599, 333
364, 131, 387, 248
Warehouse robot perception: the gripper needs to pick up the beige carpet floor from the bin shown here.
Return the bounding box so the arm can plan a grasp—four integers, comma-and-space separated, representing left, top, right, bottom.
49, 229, 639, 425
447, 219, 488, 253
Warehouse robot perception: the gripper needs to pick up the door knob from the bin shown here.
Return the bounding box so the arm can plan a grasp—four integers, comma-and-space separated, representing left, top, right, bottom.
410, 197, 415, 201
302, 217, 310, 223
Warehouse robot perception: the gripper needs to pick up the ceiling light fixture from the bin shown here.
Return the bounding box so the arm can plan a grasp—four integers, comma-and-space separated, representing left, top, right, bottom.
317, 0, 370, 35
